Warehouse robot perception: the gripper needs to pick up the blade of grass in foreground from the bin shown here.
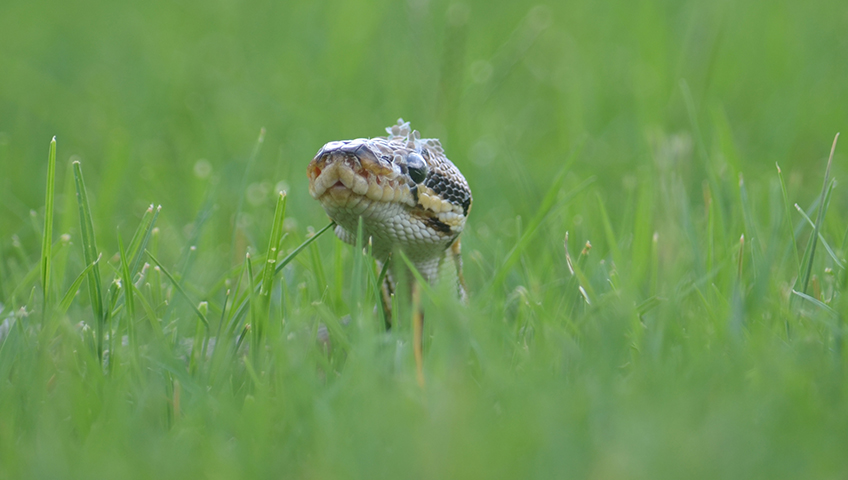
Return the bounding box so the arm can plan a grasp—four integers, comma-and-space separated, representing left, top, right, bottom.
260, 192, 287, 302
255, 192, 287, 349
40, 136, 57, 319
797, 133, 839, 296
73, 160, 105, 359
245, 252, 258, 353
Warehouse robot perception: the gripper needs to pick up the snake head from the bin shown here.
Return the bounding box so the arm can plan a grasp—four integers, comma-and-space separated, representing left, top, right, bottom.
307, 120, 472, 263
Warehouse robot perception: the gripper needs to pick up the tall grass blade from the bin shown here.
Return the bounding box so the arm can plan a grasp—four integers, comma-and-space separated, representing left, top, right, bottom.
72, 160, 105, 359
118, 233, 135, 346
376, 254, 391, 290
738, 173, 760, 272
595, 192, 621, 267
40, 136, 57, 317
252, 191, 286, 351
224, 264, 248, 338
127, 204, 161, 276
260, 192, 287, 300
798, 133, 840, 295
245, 252, 259, 353
376, 253, 392, 327
776, 163, 801, 271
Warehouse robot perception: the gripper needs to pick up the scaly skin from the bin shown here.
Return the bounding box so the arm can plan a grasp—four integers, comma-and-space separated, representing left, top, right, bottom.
307, 118, 472, 308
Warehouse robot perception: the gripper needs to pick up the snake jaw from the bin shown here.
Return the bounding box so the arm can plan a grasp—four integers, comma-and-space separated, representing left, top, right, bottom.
307, 145, 414, 207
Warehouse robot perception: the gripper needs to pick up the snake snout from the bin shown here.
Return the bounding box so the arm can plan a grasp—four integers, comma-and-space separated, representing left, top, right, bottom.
308, 152, 363, 197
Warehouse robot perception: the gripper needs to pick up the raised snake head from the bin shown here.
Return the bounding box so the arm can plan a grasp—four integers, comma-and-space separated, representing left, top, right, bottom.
307, 119, 472, 270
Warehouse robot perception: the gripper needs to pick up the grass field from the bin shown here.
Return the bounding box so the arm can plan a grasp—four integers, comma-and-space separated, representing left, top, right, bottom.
2, 0, 848, 478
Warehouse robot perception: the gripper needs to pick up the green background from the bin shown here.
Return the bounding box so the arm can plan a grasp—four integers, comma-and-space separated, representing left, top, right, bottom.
1, 0, 848, 478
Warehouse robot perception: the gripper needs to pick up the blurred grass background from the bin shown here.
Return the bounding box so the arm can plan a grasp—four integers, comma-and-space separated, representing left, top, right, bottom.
2, 0, 848, 478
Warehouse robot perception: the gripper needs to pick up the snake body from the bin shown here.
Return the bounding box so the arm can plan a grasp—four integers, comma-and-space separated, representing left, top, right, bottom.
307, 119, 472, 301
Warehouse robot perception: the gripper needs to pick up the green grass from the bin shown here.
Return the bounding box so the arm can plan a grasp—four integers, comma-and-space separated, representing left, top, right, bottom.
2, 0, 848, 478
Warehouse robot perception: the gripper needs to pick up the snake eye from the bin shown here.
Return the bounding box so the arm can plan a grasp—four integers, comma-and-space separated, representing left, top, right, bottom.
407, 152, 428, 184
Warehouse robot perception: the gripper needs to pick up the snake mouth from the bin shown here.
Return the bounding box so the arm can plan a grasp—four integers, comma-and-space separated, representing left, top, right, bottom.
307, 151, 413, 206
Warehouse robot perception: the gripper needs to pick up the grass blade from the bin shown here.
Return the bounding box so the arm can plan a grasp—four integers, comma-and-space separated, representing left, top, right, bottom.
245, 252, 259, 351
260, 192, 287, 300
793, 196, 844, 270
376, 254, 391, 291
40, 136, 57, 317
563, 232, 596, 304
118, 233, 135, 345
797, 133, 840, 295
595, 191, 621, 267
73, 160, 105, 359
57, 257, 99, 315
126, 205, 154, 260
776, 163, 801, 271
256, 192, 287, 350
10, 239, 70, 305
396, 249, 436, 303
132, 283, 165, 341
275, 221, 335, 275
128, 205, 161, 276
791, 289, 839, 318
145, 250, 209, 328
738, 173, 760, 273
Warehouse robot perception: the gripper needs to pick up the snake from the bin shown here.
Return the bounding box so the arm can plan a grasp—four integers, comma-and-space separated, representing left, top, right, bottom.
307, 118, 472, 321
